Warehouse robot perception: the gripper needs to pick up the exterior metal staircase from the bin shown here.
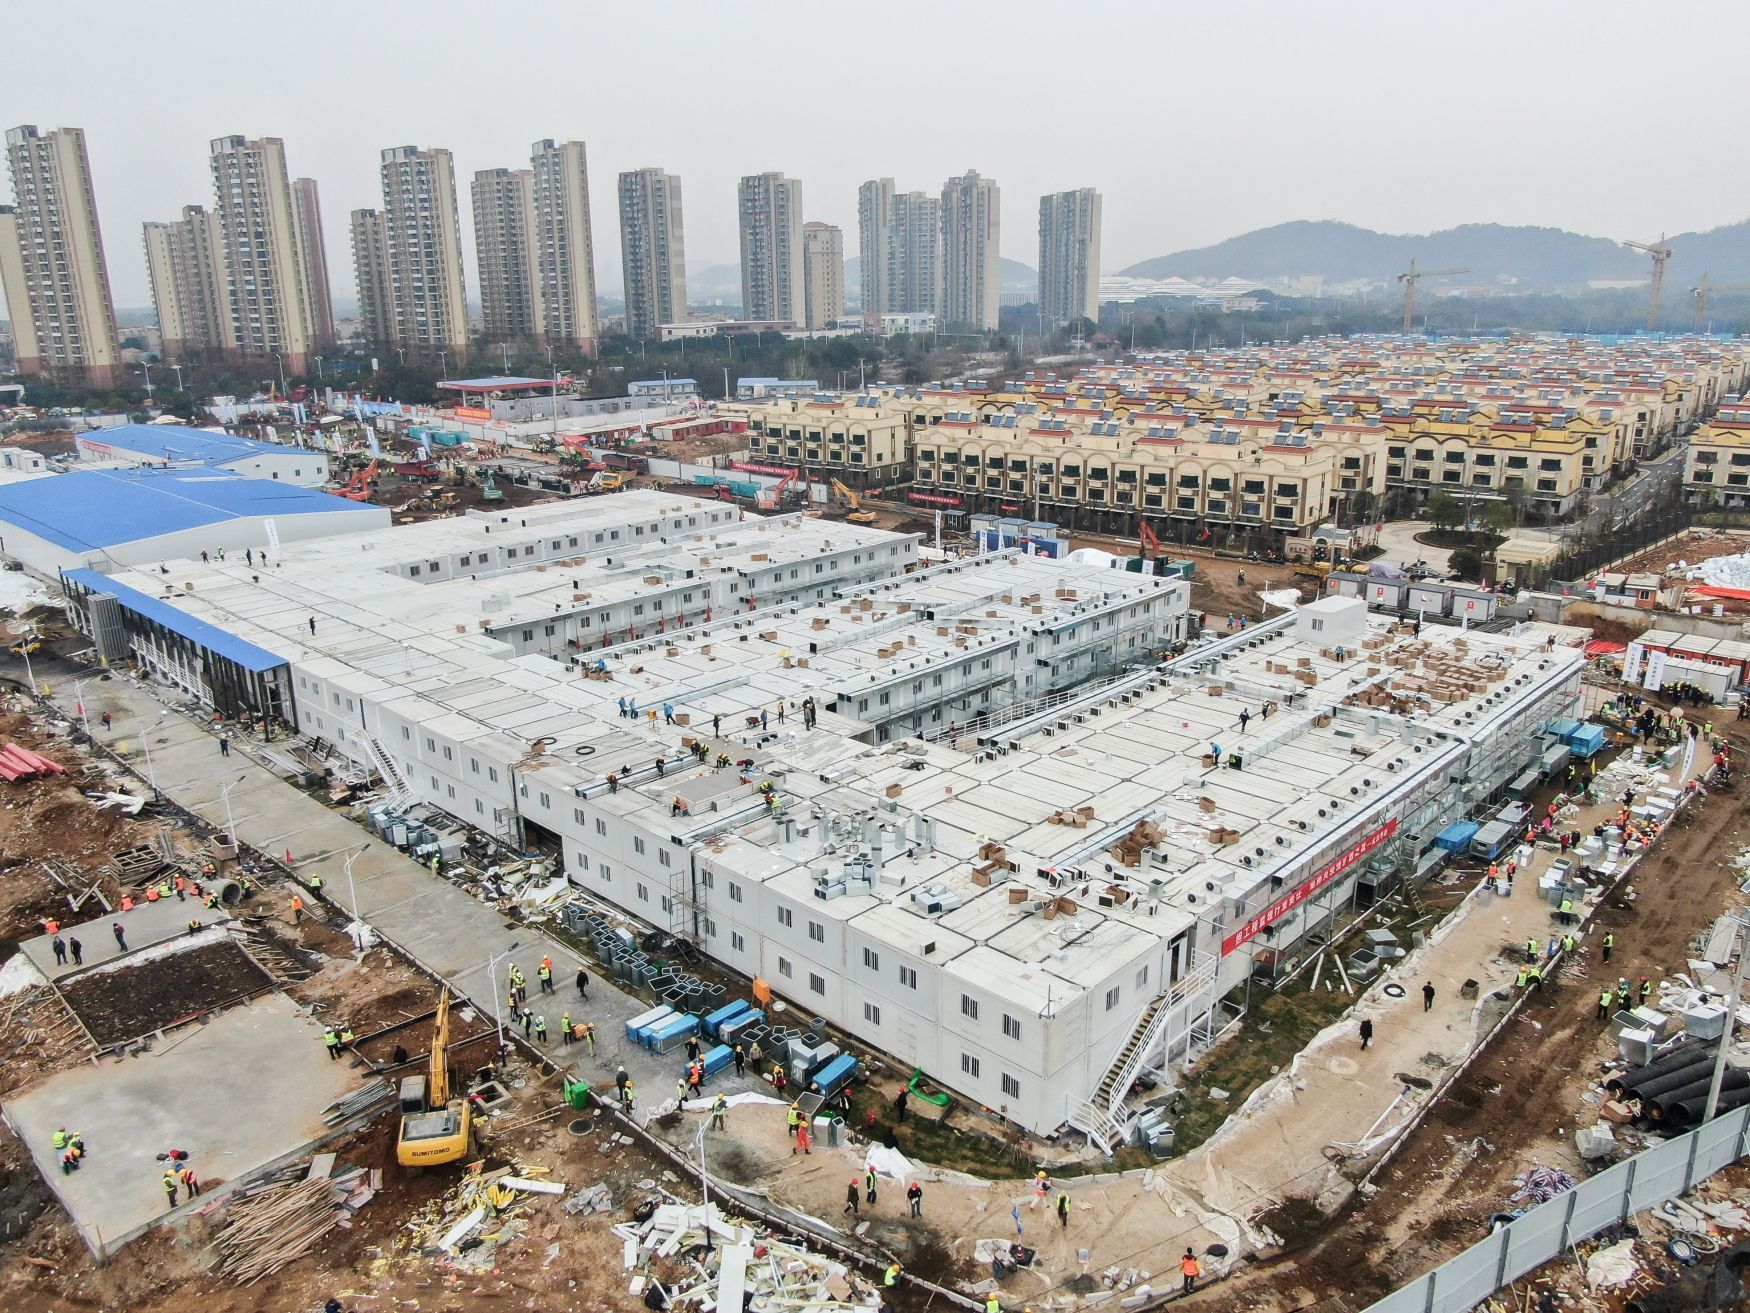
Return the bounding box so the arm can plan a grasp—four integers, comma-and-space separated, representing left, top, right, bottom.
364, 735, 414, 810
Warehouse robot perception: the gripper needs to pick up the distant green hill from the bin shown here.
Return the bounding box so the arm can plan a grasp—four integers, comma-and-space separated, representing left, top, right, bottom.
1120, 219, 1750, 291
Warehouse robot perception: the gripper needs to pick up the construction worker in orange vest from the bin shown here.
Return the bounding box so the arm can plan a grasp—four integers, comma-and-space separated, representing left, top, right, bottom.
1181, 1249, 1201, 1293
291, 895, 304, 923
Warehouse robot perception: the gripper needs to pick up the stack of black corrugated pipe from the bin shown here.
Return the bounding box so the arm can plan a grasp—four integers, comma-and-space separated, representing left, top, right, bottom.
1605, 1041, 1750, 1127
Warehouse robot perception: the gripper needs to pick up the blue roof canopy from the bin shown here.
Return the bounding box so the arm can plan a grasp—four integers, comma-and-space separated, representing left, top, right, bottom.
80, 423, 298, 465
64, 568, 287, 673
0, 467, 373, 553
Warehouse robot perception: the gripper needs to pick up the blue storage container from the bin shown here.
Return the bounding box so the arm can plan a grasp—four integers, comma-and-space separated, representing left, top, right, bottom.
649, 1013, 699, 1055
811, 1053, 859, 1100
1434, 820, 1478, 853
1567, 724, 1607, 759
625, 1004, 674, 1043
701, 1043, 734, 1077
1546, 718, 1580, 742
703, 998, 750, 1040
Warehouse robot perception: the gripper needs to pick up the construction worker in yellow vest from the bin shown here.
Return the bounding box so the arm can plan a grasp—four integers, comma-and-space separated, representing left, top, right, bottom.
163, 1170, 179, 1208
884, 1262, 901, 1287
786, 1102, 800, 1137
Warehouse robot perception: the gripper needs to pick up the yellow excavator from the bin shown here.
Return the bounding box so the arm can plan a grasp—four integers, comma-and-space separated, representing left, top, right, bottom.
396, 987, 473, 1167
831, 478, 878, 523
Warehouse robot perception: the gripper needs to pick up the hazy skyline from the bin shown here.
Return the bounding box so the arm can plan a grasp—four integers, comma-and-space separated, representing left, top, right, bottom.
4, 0, 1748, 311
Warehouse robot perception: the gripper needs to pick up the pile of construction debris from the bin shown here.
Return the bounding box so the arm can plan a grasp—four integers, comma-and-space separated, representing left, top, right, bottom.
402, 1161, 566, 1274
212, 1153, 378, 1284
620, 1200, 880, 1310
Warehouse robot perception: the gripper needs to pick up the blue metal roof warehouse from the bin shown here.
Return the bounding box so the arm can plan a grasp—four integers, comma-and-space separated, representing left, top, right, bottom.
0, 467, 388, 576
77, 423, 296, 465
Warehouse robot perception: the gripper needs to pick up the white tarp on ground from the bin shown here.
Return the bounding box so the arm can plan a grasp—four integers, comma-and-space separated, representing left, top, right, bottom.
1695, 553, 1750, 588
864, 1143, 916, 1181
1067, 548, 1123, 569
0, 571, 55, 616
0, 950, 46, 997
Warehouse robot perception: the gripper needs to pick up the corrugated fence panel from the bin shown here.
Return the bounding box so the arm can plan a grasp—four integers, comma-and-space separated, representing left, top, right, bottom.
1363, 1107, 1750, 1313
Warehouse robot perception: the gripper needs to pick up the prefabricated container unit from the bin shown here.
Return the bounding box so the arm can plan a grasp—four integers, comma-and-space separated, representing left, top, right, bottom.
1364, 579, 1407, 611
1449, 588, 1496, 622
701, 1043, 735, 1078
718, 1009, 764, 1049
811, 1053, 860, 1100
1508, 768, 1540, 799
1407, 584, 1450, 617
703, 998, 750, 1040
649, 1013, 699, 1055
625, 1005, 675, 1044
1497, 801, 1531, 830
1540, 744, 1572, 777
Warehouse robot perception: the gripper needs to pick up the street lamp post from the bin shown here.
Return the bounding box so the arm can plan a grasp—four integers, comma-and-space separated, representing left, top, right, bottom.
18, 627, 37, 695
272, 352, 288, 398
500, 343, 509, 373
137, 361, 154, 400
342, 842, 371, 952
487, 941, 523, 1059
168, 361, 185, 394
137, 709, 168, 799
219, 773, 246, 847
71, 677, 92, 738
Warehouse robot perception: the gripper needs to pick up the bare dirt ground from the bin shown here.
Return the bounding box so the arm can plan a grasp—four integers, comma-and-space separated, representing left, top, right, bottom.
1611, 527, 1750, 578
1223, 711, 1750, 1311
60, 938, 271, 1045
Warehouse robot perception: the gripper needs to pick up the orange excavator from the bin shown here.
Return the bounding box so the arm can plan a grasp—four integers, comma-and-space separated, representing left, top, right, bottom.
335, 459, 381, 501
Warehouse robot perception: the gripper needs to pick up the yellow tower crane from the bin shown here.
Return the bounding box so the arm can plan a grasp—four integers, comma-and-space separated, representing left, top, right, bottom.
1623, 237, 1673, 330
1691, 274, 1750, 331
1397, 260, 1471, 332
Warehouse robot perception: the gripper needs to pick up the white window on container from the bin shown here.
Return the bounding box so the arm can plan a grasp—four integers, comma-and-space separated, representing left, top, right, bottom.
862, 947, 880, 970
809, 972, 826, 995
961, 1053, 980, 1078
730, 883, 743, 903
777, 907, 793, 928
1105, 986, 1122, 1011
778, 957, 793, 978
636, 883, 648, 902
808, 921, 824, 943
960, 995, 979, 1021
732, 932, 745, 952
863, 1001, 881, 1025
1002, 1014, 1021, 1041
1001, 1073, 1020, 1098
899, 966, 918, 989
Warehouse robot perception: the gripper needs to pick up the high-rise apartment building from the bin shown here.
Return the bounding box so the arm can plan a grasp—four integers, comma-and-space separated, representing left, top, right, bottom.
529, 139, 599, 355
857, 178, 894, 317
801, 222, 844, 331
1039, 188, 1102, 327
348, 209, 392, 349
471, 167, 539, 342
737, 172, 803, 325
888, 191, 941, 318
142, 205, 232, 360
618, 168, 687, 340
0, 125, 121, 385
940, 170, 1001, 330
378, 145, 468, 359
208, 135, 318, 374
292, 177, 336, 347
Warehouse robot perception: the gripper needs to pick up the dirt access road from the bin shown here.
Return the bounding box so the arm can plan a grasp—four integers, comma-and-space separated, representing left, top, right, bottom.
1231, 712, 1750, 1311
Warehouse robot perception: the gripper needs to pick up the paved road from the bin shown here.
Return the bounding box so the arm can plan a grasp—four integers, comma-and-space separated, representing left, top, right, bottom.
1374, 520, 1451, 572
21, 660, 761, 1118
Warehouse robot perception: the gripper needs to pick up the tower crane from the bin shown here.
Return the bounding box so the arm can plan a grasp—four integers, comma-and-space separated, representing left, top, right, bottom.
1691, 273, 1750, 331
1397, 260, 1471, 332
1623, 236, 1673, 330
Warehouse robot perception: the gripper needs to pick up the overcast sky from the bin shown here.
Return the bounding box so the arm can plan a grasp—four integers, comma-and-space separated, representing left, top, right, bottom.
5, 0, 1748, 309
